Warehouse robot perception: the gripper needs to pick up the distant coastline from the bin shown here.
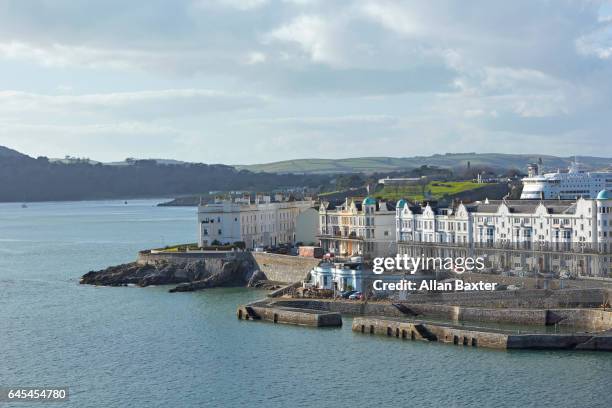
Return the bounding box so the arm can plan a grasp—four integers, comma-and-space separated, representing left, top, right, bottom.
158, 197, 201, 207
3, 144, 611, 203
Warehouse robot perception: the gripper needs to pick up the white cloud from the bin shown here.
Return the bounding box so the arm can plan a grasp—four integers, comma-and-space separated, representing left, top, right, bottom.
0, 89, 266, 118
359, 1, 425, 37
247, 114, 399, 130
198, 0, 270, 11
245, 51, 267, 65
0, 0, 611, 161
266, 15, 346, 66
0, 41, 139, 70
576, 24, 612, 59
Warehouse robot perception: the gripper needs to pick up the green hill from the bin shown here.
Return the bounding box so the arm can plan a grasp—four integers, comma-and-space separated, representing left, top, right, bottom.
374, 181, 486, 202
0, 146, 332, 203
237, 153, 612, 174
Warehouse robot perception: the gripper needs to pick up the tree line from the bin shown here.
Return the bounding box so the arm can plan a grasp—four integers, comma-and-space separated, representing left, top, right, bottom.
0, 155, 332, 202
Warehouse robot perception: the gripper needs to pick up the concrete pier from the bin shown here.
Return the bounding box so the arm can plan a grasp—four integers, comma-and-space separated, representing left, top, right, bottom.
352, 317, 612, 351
237, 304, 342, 327
238, 287, 612, 352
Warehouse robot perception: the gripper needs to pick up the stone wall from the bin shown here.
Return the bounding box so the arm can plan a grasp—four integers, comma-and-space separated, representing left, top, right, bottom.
135, 250, 320, 285
137, 250, 243, 265
462, 272, 612, 290
352, 317, 509, 349
398, 288, 611, 308
237, 305, 342, 327
252, 252, 320, 283
506, 334, 594, 350
352, 316, 612, 350
548, 308, 612, 331
269, 298, 612, 330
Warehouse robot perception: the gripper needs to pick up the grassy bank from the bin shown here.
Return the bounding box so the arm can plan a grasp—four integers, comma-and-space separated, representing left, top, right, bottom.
375, 181, 486, 201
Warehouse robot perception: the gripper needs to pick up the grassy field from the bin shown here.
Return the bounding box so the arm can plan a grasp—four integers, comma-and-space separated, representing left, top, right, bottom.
374, 181, 486, 201
318, 190, 342, 197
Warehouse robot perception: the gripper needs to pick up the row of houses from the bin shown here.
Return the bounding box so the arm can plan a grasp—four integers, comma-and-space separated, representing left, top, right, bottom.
197, 190, 612, 277
197, 194, 318, 249
319, 190, 612, 277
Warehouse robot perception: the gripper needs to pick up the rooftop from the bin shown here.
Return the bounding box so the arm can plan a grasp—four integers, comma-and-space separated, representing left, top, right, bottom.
597, 189, 611, 200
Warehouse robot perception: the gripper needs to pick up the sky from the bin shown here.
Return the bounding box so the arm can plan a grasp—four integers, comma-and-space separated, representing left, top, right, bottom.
0, 0, 612, 164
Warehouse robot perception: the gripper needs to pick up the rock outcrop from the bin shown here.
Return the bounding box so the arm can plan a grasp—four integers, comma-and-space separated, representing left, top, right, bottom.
80, 257, 257, 292
247, 270, 267, 287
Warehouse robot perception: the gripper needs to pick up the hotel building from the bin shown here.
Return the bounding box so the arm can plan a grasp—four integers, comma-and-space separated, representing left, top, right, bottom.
397, 190, 612, 277
197, 194, 314, 249
318, 197, 396, 259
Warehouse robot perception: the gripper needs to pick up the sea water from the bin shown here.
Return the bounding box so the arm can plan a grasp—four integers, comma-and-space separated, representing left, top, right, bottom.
1, 200, 611, 408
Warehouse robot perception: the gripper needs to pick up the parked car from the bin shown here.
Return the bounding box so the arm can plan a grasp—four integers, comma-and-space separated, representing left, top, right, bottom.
348, 291, 362, 300
340, 290, 357, 299
270, 246, 289, 255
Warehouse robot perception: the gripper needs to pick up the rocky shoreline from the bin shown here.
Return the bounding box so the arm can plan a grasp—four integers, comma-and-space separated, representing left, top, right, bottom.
80, 258, 276, 292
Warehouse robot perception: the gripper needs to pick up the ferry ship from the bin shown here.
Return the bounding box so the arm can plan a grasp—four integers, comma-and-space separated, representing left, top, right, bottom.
521, 161, 612, 199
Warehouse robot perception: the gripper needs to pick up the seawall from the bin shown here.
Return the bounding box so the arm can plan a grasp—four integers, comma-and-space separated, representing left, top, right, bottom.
237, 304, 342, 327
393, 288, 612, 308
251, 252, 319, 283
137, 250, 246, 265
269, 295, 612, 331
352, 317, 612, 351
137, 250, 318, 284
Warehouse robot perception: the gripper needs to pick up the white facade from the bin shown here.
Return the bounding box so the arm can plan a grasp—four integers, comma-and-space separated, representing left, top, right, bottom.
521, 161, 612, 199
197, 195, 314, 249
397, 197, 610, 250
396, 191, 612, 277
310, 262, 366, 292
597, 190, 612, 250
396, 199, 472, 246
318, 197, 396, 259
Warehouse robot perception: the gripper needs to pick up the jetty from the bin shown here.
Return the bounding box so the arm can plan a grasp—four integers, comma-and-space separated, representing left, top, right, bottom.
237, 303, 342, 327
239, 288, 612, 351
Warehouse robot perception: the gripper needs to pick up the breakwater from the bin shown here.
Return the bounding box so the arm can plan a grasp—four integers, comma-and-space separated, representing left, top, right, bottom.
236, 304, 342, 327
352, 317, 612, 351
266, 289, 612, 330
243, 288, 612, 351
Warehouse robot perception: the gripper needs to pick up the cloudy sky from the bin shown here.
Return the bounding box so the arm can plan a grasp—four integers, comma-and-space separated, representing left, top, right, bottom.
1, 0, 612, 164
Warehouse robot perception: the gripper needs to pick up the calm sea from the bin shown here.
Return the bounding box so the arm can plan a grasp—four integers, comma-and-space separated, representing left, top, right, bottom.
1, 200, 611, 408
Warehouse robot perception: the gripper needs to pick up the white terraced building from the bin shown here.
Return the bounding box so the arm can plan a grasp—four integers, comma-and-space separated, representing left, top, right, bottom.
396, 190, 612, 277
197, 195, 314, 249
318, 197, 396, 259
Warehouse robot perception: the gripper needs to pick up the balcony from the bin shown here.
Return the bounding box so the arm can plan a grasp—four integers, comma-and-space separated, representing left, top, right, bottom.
317, 232, 364, 241
395, 240, 603, 254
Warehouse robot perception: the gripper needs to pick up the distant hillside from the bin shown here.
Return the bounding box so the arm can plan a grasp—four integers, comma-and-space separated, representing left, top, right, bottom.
236, 153, 612, 174
0, 146, 331, 203
48, 157, 189, 166
0, 145, 27, 159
